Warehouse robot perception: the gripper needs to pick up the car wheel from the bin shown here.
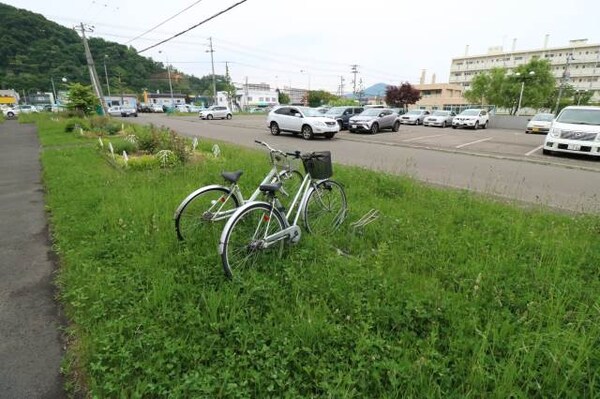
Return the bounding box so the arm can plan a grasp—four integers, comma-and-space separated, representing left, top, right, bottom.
207, 114, 214, 120
392, 121, 400, 132
337, 120, 343, 130
482, 121, 488, 129
226, 114, 232, 120
542, 149, 552, 155
270, 122, 280, 136
473, 121, 479, 130
7, 112, 15, 118
302, 125, 314, 140
324, 132, 334, 139
442, 121, 447, 128
348, 129, 356, 133
452, 125, 457, 129
370, 123, 379, 134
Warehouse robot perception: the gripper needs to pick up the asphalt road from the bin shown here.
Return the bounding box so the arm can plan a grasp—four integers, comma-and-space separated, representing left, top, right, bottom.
130, 114, 600, 213
0, 120, 65, 398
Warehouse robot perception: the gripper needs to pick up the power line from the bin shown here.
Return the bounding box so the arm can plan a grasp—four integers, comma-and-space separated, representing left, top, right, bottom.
137, 0, 249, 54
124, 0, 204, 45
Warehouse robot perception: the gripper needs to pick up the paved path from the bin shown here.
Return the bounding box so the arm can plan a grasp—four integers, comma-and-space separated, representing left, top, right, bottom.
0, 120, 65, 398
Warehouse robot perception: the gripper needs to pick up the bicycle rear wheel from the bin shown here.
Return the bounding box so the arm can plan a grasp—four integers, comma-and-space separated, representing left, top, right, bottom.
175, 187, 239, 241
220, 203, 286, 278
303, 180, 347, 236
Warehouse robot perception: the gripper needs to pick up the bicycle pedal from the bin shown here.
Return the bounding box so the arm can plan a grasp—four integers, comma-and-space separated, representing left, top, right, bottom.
289, 226, 301, 244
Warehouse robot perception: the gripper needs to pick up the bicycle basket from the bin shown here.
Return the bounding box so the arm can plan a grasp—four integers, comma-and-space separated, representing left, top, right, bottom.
302, 151, 332, 179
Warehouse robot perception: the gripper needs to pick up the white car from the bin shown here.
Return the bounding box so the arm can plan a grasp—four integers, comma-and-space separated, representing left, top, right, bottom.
267, 106, 339, 140
2, 107, 20, 118
423, 110, 456, 127
107, 106, 123, 117
543, 106, 600, 157
199, 106, 232, 120
525, 113, 554, 134
452, 109, 489, 129
16, 105, 39, 114
151, 104, 164, 113
400, 109, 430, 125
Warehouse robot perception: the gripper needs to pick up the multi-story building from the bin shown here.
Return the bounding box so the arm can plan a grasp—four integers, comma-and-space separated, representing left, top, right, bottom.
449, 38, 600, 100
412, 83, 469, 112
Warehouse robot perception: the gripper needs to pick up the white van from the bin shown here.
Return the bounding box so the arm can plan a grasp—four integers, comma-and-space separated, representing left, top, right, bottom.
543, 106, 600, 157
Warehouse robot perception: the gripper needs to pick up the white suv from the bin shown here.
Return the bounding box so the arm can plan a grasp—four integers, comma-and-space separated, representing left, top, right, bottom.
199, 106, 232, 120
267, 106, 339, 140
452, 109, 489, 129
2, 106, 20, 118
543, 106, 600, 157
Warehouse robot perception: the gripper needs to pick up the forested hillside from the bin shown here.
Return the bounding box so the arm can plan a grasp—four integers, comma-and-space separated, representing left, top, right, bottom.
0, 2, 221, 96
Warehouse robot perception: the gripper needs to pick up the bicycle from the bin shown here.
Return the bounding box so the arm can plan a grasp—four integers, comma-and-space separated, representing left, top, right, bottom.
174, 141, 303, 241
218, 147, 347, 278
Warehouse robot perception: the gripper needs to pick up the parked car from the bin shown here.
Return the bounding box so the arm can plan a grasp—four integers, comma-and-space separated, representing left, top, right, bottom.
525, 113, 554, 134
151, 104, 164, 113
15, 105, 39, 114
2, 106, 19, 118
400, 109, 430, 125
315, 106, 330, 114
248, 107, 266, 113
267, 106, 339, 140
324, 106, 364, 130
452, 109, 489, 129
107, 106, 122, 117
121, 106, 138, 117
199, 105, 232, 120
423, 110, 456, 128
348, 108, 401, 134
543, 106, 600, 157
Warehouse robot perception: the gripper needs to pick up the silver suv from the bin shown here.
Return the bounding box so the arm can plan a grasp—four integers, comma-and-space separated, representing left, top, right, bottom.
348, 108, 401, 134
199, 106, 232, 120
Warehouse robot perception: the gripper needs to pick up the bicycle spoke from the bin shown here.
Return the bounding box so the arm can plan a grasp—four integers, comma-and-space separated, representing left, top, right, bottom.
304, 180, 347, 235
176, 188, 238, 241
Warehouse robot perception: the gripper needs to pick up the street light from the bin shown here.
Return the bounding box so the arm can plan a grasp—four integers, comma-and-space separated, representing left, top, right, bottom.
158, 50, 174, 108
515, 70, 535, 115
50, 77, 68, 105
103, 55, 111, 98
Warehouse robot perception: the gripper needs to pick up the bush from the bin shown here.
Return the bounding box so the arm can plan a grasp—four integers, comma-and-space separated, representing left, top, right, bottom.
124, 154, 159, 170
65, 118, 90, 133
109, 138, 138, 154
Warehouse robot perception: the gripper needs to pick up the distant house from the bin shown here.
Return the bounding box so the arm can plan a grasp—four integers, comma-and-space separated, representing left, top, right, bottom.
105, 94, 138, 108
146, 92, 187, 107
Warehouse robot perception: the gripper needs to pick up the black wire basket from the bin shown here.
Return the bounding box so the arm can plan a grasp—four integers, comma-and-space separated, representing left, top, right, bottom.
302, 151, 332, 179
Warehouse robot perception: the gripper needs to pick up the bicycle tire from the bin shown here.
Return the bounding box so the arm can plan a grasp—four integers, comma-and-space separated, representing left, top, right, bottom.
303, 179, 347, 236
220, 202, 286, 278
174, 186, 240, 241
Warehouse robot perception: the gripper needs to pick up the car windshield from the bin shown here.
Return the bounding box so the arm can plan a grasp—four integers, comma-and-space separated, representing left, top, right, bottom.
325, 107, 346, 115
460, 110, 480, 116
407, 110, 422, 115
556, 108, 600, 125
531, 113, 554, 122
298, 107, 323, 117
360, 109, 383, 116
432, 111, 450, 116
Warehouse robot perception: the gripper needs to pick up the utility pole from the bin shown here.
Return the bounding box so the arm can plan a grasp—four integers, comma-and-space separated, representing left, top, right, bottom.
74, 23, 107, 115
555, 53, 574, 114
351, 64, 359, 99
207, 37, 217, 105
103, 55, 111, 97
50, 77, 57, 105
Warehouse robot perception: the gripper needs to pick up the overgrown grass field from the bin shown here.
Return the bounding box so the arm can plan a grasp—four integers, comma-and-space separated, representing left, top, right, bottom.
35, 116, 599, 397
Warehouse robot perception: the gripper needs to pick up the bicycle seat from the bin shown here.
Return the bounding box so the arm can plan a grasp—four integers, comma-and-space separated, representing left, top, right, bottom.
259, 182, 282, 194
221, 170, 243, 183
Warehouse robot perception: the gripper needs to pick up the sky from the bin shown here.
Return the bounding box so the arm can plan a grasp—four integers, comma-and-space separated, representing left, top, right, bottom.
4, 0, 599, 93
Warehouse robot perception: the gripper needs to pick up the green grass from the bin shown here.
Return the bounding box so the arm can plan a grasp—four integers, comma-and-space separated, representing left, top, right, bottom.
36, 116, 600, 397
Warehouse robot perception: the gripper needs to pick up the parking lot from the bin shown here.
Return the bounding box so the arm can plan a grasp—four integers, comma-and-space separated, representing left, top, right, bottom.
166, 114, 600, 171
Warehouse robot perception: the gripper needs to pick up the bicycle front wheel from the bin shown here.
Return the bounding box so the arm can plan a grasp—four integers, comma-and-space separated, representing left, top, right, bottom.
274, 169, 303, 212
303, 180, 347, 235
220, 203, 286, 278
175, 187, 240, 241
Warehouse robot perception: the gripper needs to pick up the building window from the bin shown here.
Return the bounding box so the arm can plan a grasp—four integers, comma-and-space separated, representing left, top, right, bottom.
259, 97, 264, 102
514, 56, 523, 61
247, 96, 252, 101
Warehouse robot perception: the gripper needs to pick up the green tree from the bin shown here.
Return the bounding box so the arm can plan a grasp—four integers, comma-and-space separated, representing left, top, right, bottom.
307, 90, 337, 107
329, 98, 359, 106
278, 91, 290, 104
66, 83, 99, 115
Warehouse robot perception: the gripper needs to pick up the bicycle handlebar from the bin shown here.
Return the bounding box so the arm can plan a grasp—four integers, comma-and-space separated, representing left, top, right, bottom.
254, 140, 301, 159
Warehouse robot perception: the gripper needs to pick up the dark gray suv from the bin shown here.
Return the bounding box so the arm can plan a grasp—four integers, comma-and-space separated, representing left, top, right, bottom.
324, 106, 364, 130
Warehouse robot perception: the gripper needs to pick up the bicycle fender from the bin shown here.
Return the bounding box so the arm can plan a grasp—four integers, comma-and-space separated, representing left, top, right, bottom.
173, 185, 235, 218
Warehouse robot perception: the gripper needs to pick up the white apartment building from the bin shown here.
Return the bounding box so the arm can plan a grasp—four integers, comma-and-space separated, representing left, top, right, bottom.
449, 38, 600, 100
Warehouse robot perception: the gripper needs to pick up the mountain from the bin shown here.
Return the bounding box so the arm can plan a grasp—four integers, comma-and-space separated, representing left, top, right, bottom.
343, 82, 391, 98
0, 3, 220, 96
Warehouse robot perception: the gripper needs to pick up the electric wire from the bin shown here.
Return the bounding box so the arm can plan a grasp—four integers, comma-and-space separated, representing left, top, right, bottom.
137, 0, 249, 54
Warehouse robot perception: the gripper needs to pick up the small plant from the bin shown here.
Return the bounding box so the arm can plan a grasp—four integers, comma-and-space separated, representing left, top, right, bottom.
156, 149, 178, 168
65, 118, 89, 133
109, 138, 138, 154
